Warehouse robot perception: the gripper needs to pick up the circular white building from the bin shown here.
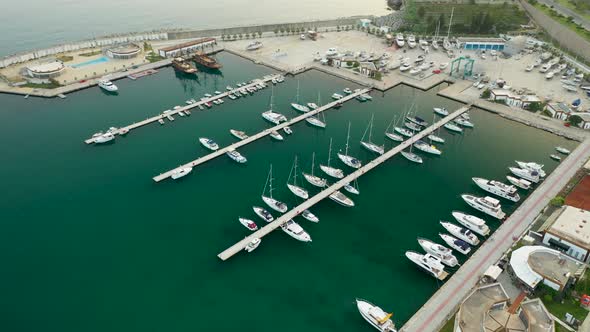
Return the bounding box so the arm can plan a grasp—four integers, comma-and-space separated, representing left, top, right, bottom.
106, 43, 141, 59
26, 61, 65, 78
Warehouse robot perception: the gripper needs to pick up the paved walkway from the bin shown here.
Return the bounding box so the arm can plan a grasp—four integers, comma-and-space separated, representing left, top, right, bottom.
400, 138, 590, 332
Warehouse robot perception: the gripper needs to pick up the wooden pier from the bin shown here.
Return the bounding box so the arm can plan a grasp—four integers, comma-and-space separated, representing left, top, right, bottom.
217, 105, 471, 261
152, 88, 371, 182
84, 74, 281, 144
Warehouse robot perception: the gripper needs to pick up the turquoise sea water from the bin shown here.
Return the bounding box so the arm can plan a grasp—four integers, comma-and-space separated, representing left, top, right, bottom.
0, 53, 578, 332
70, 56, 110, 68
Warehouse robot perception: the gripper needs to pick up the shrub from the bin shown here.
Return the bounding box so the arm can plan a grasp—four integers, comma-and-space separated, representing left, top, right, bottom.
481, 88, 491, 99
569, 115, 583, 126
550, 196, 565, 207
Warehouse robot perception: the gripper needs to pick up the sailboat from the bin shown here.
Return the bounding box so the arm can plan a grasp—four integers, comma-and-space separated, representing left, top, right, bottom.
385, 115, 404, 142
394, 103, 415, 138
360, 114, 385, 155
320, 138, 345, 179
344, 179, 360, 195
261, 164, 288, 213
286, 156, 309, 199
401, 127, 423, 164
291, 80, 310, 113
262, 85, 287, 125
302, 152, 328, 187
337, 122, 362, 169
427, 114, 445, 144
306, 92, 326, 128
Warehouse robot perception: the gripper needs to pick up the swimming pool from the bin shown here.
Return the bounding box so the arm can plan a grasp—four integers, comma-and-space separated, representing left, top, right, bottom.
70, 56, 110, 68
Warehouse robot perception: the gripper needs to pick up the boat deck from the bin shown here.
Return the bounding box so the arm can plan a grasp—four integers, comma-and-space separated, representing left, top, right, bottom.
217, 105, 471, 261
152, 89, 371, 182
83, 74, 280, 144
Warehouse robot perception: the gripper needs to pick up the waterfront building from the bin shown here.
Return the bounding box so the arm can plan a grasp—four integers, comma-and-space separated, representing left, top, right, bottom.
25, 61, 65, 78
106, 43, 141, 59
545, 102, 574, 121
158, 38, 217, 58
541, 206, 590, 262
489, 89, 540, 109
510, 245, 585, 291
458, 37, 505, 51
453, 283, 554, 332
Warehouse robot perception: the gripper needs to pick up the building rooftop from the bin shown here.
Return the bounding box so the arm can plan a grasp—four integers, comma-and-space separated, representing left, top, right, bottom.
546, 205, 590, 250
159, 38, 215, 52
456, 283, 509, 332
521, 299, 554, 332
566, 176, 590, 209
458, 37, 506, 43
107, 43, 140, 55
27, 61, 64, 73
548, 102, 573, 114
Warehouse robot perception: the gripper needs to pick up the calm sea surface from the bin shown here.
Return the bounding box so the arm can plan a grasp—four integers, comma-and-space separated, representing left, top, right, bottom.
0, 52, 578, 332
0, 0, 389, 56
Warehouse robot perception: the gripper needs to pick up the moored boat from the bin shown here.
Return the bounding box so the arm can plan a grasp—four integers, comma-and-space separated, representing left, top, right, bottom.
472, 177, 520, 202
356, 299, 397, 332
270, 131, 284, 141
401, 151, 423, 164
230, 129, 249, 140
281, 219, 312, 242
452, 211, 490, 236
439, 233, 471, 255
244, 238, 261, 252
417, 238, 459, 267
199, 137, 219, 151
171, 167, 192, 180
555, 146, 570, 154
508, 167, 540, 183
329, 190, 355, 207
261, 165, 288, 213
226, 149, 247, 163
461, 194, 506, 219
413, 140, 441, 155
405, 251, 448, 280
433, 107, 449, 116
444, 123, 463, 133
338, 122, 363, 169
440, 221, 480, 246
238, 217, 258, 231
301, 210, 319, 223
253, 206, 274, 222
506, 176, 531, 190
303, 152, 327, 187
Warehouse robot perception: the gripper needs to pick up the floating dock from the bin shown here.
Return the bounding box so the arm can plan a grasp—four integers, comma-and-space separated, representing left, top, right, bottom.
217, 105, 471, 261
84, 74, 281, 144
152, 88, 371, 182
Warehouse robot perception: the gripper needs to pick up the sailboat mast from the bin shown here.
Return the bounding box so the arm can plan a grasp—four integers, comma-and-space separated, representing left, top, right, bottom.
269, 164, 274, 198
270, 85, 274, 111
327, 138, 333, 166
311, 152, 315, 176
345, 122, 351, 155
296, 80, 300, 103
293, 156, 298, 186
368, 114, 374, 143
447, 7, 454, 38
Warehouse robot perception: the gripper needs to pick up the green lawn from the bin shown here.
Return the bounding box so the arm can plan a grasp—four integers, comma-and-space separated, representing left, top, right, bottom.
439, 315, 455, 332
78, 50, 102, 57
530, 1, 590, 43
554, 0, 590, 21
22, 81, 61, 89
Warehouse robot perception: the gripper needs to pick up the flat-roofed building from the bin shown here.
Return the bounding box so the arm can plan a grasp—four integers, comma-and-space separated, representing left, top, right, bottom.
106, 43, 141, 59
26, 61, 65, 78
458, 37, 505, 51
158, 38, 217, 58
541, 205, 590, 262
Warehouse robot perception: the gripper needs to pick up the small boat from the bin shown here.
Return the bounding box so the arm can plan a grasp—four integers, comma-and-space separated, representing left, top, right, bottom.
545, 71, 555, 79
439, 62, 448, 70
261, 165, 288, 213
440, 221, 479, 246
94, 132, 115, 144
401, 151, 423, 164
204, 93, 212, 98
360, 114, 385, 155
525, 64, 534, 72
178, 111, 186, 117
556, 146, 570, 154
228, 94, 237, 100
452, 211, 490, 236
329, 190, 355, 207
455, 118, 474, 128
433, 107, 449, 116
461, 194, 506, 220
199, 137, 219, 151
253, 206, 274, 222
281, 219, 312, 242
226, 86, 233, 91
515, 161, 545, 178
287, 156, 309, 200
439, 233, 471, 255
394, 126, 414, 138
303, 152, 327, 188
472, 177, 520, 202
283, 126, 293, 135
444, 123, 463, 133
98, 79, 118, 92
343, 88, 353, 94
214, 91, 222, 95
417, 238, 459, 267
158, 119, 165, 125
506, 176, 531, 190
184, 109, 191, 115
306, 116, 326, 128
238, 217, 258, 231
508, 167, 540, 183
428, 135, 445, 144
344, 181, 360, 195
550, 154, 561, 161
270, 131, 284, 141
356, 299, 397, 332
405, 251, 448, 280
407, 35, 417, 48
171, 167, 192, 180
399, 63, 412, 72
166, 115, 175, 121
226, 149, 247, 163
244, 238, 261, 252
230, 129, 248, 140
332, 93, 344, 100
396, 33, 405, 47
413, 140, 441, 155
404, 122, 422, 132
409, 68, 421, 75
301, 210, 319, 223
320, 138, 345, 179
307, 102, 318, 110
338, 122, 363, 169
291, 103, 310, 113
246, 41, 263, 51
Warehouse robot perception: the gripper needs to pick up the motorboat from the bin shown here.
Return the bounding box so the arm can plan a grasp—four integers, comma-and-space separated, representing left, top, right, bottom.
433, 107, 449, 116
199, 137, 219, 151
356, 299, 397, 332
261, 165, 288, 213
261, 111, 284, 125
413, 140, 441, 155
332, 93, 344, 100
320, 138, 345, 178
556, 146, 570, 154
360, 114, 384, 155
455, 118, 474, 128
472, 177, 520, 202
550, 154, 561, 161
98, 79, 118, 92
253, 206, 274, 223
407, 35, 417, 48
301, 210, 319, 223
401, 151, 423, 164
439, 233, 471, 255
525, 64, 535, 72
360, 93, 372, 101
414, 55, 425, 63
440, 221, 479, 246
506, 176, 531, 190
244, 238, 261, 253
409, 68, 421, 76
344, 182, 360, 195
286, 156, 309, 200
405, 251, 448, 280
343, 88, 353, 94
303, 152, 327, 188
461, 194, 506, 220
444, 123, 463, 133
399, 63, 412, 72
417, 238, 459, 267
515, 161, 546, 178
394, 126, 414, 138
94, 132, 115, 144
238, 217, 258, 231
226, 149, 247, 163
338, 122, 363, 169
508, 167, 540, 183
171, 167, 192, 180
246, 41, 263, 51
230, 129, 248, 140
452, 211, 490, 236
270, 131, 284, 141
214, 90, 222, 95
419, 39, 429, 51
329, 191, 355, 207
281, 219, 312, 242
404, 121, 422, 132
432, 40, 440, 50
460, 113, 471, 120
395, 33, 405, 47
307, 102, 318, 110
306, 116, 326, 128
439, 62, 448, 70
428, 135, 445, 144
283, 127, 293, 135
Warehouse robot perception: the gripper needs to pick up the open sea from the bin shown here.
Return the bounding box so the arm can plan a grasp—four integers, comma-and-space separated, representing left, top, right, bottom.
0, 52, 578, 331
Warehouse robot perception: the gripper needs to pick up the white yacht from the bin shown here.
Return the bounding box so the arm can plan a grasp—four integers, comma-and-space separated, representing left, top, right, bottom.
515, 161, 546, 177
331, 93, 344, 100
329, 190, 355, 207
455, 118, 474, 128
461, 194, 506, 220
94, 132, 115, 144
473, 176, 520, 201
404, 121, 422, 132
262, 111, 284, 125
320, 138, 345, 179
361, 114, 385, 155
452, 211, 490, 236
401, 151, 423, 164
171, 167, 192, 180
226, 149, 247, 163
439, 233, 471, 255
395, 33, 405, 47
394, 126, 414, 138
303, 152, 328, 188
307, 102, 318, 110
287, 156, 309, 200
301, 210, 319, 223
230, 129, 248, 140
98, 79, 118, 92
281, 219, 312, 242
270, 131, 284, 141
199, 137, 219, 151
338, 122, 363, 169
238, 217, 258, 231
246, 41, 263, 51
291, 80, 310, 113
253, 206, 274, 223
343, 88, 353, 94
433, 107, 449, 116
418, 238, 458, 267
406, 116, 428, 127
405, 251, 448, 280
550, 154, 562, 161
508, 167, 540, 183
440, 221, 479, 246
506, 176, 531, 190
356, 299, 397, 332
556, 146, 571, 154
283, 126, 293, 135
407, 35, 417, 48
444, 123, 463, 133
261, 165, 288, 213
413, 140, 441, 155
244, 238, 261, 253
428, 135, 445, 144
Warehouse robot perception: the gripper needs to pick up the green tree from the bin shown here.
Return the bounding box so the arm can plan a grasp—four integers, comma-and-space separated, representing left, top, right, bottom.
550, 196, 565, 207
273, 29, 278, 36
417, 6, 426, 18
569, 115, 583, 126
481, 88, 491, 99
